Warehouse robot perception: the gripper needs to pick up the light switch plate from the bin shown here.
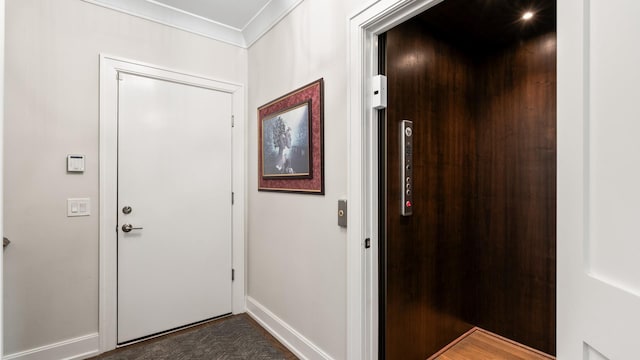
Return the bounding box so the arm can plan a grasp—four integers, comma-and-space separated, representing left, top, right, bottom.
338, 199, 348, 227
68, 198, 90, 217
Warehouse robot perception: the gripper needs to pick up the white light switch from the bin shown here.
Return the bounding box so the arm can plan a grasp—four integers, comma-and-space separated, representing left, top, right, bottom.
67, 198, 90, 217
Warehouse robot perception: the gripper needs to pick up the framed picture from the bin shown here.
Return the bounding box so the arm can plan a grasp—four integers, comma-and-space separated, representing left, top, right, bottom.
261, 101, 312, 179
258, 79, 324, 194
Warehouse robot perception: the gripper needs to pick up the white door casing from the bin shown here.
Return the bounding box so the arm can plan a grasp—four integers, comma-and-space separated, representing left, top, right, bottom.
349, 0, 640, 359
347, 1, 444, 359
116, 72, 233, 343
0, 0, 5, 355
100, 55, 246, 352
557, 0, 640, 358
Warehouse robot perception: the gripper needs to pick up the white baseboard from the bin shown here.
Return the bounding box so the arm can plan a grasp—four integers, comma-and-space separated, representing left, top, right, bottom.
4, 333, 100, 360
246, 296, 335, 360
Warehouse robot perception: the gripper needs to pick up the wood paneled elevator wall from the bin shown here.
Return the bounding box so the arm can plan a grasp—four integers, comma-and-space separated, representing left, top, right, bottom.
383, 4, 556, 359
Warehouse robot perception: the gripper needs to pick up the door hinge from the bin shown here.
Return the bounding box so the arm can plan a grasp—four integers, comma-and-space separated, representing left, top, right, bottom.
232, 268, 235, 281
232, 192, 235, 205
365, 238, 371, 249
231, 115, 235, 128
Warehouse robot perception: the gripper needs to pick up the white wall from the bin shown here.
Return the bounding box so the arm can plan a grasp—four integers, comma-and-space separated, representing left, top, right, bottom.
3, 0, 247, 355
247, 0, 369, 358
5, 0, 372, 357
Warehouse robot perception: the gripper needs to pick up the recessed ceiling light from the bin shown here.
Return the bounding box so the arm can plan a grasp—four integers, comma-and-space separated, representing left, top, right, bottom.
522, 11, 534, 20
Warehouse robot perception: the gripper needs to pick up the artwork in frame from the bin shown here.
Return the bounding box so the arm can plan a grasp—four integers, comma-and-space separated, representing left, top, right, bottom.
261, 102, 311, 179
258, 79, 324, 194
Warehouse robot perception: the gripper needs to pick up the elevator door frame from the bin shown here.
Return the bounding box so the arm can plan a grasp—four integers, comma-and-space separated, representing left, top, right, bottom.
350, 0, 640, 359
348, 1, 563, 359
347, 1, 447, 359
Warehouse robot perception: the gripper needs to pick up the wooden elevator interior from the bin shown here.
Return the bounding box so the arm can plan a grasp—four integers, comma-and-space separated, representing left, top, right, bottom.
382, 0, 557, 358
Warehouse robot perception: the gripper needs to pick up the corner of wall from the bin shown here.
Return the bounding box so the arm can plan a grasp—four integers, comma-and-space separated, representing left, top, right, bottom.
246, 297, 335, 360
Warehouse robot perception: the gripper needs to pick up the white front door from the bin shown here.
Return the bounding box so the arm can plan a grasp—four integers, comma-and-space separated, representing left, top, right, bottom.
558, 0, 640, 358
116, 72, 233, 343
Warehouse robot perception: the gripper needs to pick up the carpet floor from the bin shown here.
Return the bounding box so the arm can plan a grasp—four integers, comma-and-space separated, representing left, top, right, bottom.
89, 314, 298, 360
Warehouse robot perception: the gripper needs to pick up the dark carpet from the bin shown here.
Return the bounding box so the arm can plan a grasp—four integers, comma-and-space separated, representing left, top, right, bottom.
89, 314, 297, 360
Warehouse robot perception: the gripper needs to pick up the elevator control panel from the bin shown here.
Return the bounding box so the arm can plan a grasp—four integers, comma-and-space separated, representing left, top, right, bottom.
401, 120, 413, 216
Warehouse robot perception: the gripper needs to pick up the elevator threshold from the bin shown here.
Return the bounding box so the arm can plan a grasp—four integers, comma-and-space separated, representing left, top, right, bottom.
427, 327, 555, 360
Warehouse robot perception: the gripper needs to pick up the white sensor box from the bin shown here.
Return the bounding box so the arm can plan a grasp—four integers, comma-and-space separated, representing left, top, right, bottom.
67, 154, 85, 172
372, 74, 387, 110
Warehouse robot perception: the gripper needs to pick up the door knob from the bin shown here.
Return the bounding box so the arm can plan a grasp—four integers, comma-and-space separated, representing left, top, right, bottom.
122, 224, 143, 233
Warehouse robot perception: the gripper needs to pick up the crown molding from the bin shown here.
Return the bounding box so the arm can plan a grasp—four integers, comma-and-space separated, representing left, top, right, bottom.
82, 0, 304, 49
242, 0, 304, 48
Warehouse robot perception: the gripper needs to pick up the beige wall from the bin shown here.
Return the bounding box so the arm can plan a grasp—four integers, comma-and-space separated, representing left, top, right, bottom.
3, 0, 247, 355
247, 0, 369, 358
5, 0, 374, 357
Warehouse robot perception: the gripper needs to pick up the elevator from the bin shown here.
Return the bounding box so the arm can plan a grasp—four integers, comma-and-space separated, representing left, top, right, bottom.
380, 0, 556, 358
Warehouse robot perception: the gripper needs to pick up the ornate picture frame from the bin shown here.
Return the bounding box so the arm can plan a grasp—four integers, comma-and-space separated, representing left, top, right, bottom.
258, 79, 324, 194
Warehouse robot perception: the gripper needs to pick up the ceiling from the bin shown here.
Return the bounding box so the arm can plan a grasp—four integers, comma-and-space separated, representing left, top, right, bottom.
82, 0, 304, 48
82, 0, 556, 51
152, 0, 272, 29
417, 0, 556, 52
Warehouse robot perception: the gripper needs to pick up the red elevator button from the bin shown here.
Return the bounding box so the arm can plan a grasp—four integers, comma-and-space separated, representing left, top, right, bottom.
406, 201, 412, 208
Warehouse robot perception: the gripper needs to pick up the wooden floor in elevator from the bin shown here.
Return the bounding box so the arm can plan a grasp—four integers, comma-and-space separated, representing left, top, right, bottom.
428, 328, 555, 360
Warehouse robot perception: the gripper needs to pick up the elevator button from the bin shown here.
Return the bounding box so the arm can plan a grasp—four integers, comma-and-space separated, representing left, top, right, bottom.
401, 120, 413, 216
